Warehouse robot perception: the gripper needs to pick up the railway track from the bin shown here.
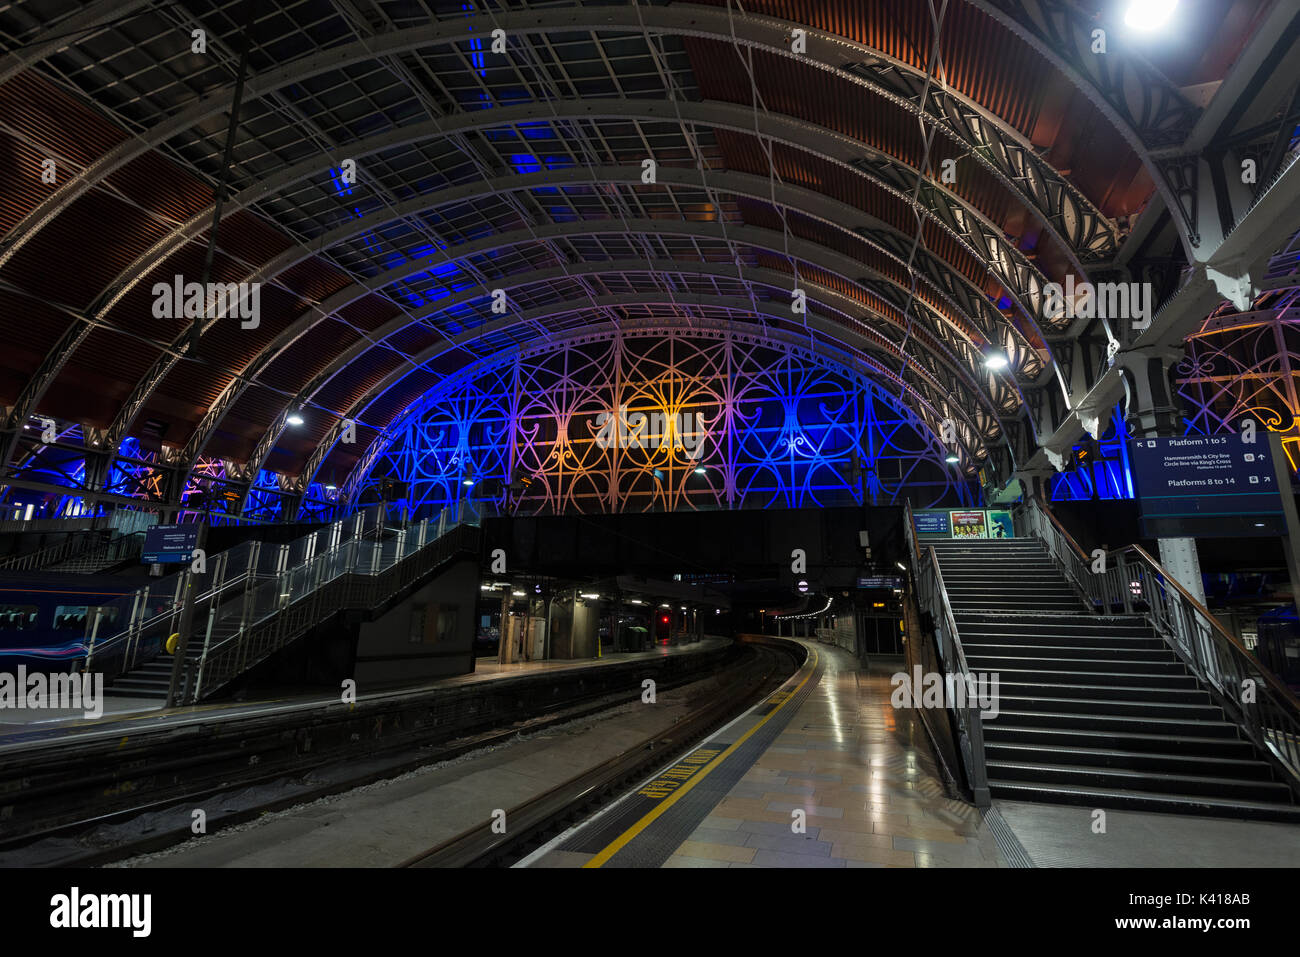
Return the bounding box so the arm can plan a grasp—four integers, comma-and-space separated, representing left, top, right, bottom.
0, 638, 768, 867
401, 635, 804, 868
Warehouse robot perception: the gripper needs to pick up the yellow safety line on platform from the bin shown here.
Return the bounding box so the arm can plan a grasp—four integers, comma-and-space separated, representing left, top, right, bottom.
582, 643, 818, 868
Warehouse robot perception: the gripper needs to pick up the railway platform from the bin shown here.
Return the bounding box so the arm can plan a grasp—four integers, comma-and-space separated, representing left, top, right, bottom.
522, 640, 1300, 868
0, 638, 726, 745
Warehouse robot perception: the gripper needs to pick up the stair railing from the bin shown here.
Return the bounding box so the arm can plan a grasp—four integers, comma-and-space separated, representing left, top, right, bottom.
83, 539, 270, 681
903, 501, 991, 805
1017, 495, 1097, 609
0, 529, 102, 571
187, 502, 482, 703
1019, 495, 1300, 793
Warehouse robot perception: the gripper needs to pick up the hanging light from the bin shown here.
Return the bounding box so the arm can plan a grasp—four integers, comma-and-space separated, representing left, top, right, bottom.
1125, 0, 1177, 31
983, 351, 1009, 372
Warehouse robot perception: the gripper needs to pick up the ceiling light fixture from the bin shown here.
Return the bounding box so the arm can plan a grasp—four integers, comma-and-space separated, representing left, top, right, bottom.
983, 352, 1009, 372
1125, 0, 1177, 31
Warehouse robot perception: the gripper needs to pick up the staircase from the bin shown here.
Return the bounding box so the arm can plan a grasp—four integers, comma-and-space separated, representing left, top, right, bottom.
98, 507, 480, 704
931, 537, 1300, 821
109, 621, 241, 700
0, 530, 144, 574
47, 541, 129, 573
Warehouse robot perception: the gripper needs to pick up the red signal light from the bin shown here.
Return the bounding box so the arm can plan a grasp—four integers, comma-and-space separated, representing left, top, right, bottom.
661, 615, 670, 624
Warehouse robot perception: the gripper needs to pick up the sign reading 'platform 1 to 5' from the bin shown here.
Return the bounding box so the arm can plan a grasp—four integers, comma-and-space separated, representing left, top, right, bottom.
141, 524, 201, 564
1130, 434, 1285, 538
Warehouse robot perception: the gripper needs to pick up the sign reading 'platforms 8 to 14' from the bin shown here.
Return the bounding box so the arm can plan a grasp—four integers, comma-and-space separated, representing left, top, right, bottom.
1129, 434, 1286, 538
141, 524, 201, 564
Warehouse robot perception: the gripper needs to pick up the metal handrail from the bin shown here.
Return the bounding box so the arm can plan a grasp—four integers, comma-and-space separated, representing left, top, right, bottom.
903, 501, 990, 805
184, 503, 482, 703
1018, 495, 1300, 792
82, 541, 274, 665
0, 530, 100, 571
1017, 496, 1099, 611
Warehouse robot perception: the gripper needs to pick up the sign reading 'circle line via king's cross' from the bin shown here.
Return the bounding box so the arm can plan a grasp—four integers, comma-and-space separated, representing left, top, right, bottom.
1130, 434, 1287, 538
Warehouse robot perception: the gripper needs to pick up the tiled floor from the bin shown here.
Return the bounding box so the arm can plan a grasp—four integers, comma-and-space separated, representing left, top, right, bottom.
656, 644, 1008, 868
996, 799, 1300, 867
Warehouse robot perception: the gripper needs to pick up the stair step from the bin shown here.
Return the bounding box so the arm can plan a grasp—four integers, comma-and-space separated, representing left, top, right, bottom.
994, 694, 1225, 721
966, 655, 1185, 674
985, 742, 1276, 778
982, 724, 1256, 757
963, 642, 1171, 661
936, 557, 1052, 564
953, 602, 1085, 613
110, 677, 170, 691
947, 591, 1080, 603
990, 709, 1241, 736
954, 613, 1150, 629
980, 667, 1198, 688
958, 630, 1162, 647
988, 761, 1293, 803
988, 780, 1300, 821
997, 681, 1210, 704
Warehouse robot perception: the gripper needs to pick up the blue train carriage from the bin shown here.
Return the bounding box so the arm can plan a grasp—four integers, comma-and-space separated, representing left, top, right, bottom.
0, 571, 140, 674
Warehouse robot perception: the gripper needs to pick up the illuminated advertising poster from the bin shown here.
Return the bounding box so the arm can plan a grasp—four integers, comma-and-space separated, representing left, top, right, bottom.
950, 510, 989, 539
986, 510, 1014, 539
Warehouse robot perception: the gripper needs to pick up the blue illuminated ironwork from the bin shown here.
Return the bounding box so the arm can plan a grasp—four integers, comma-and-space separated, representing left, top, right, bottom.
243, 469, 284, 523
352, 328, 975, 516
1049, 404, 1135, 501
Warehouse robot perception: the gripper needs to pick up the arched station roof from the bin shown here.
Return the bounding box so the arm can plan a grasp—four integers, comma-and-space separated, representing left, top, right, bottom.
0, 0, 1294, 512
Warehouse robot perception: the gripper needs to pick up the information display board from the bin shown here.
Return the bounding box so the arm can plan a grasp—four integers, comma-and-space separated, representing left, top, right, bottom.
856, 575, 904, 589
141, 524, 201, 564
1130, 434, 1285, 538
912, 510, 951, 536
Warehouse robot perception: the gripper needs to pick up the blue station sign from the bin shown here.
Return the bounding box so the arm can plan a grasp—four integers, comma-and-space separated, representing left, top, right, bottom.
141, 524, 201, 564
1129, 435, 1285, 538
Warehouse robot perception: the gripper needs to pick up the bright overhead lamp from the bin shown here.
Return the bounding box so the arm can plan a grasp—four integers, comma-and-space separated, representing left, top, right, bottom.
463, 478, 475, 487
945, 453, 960, 464
512, 590, 526, 597
1125, 0, 1177, 31
286, 411, 305, 426
983, 352, 1009, 372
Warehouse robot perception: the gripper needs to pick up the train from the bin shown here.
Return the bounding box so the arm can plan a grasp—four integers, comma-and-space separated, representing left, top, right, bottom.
0, 571, 141, 672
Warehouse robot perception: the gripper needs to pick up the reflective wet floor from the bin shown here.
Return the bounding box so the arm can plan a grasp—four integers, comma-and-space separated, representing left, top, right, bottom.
527, 642, 1010, 868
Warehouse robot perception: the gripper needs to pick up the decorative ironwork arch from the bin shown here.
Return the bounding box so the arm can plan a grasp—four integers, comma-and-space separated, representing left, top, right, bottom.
348, 325, 977, 517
